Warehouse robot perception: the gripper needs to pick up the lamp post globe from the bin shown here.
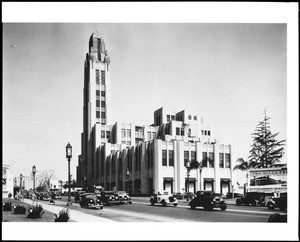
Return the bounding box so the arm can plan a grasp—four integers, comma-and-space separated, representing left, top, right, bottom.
66, 142, 72, 206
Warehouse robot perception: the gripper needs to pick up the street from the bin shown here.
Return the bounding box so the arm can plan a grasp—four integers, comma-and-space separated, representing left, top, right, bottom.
41, 196, 285, 222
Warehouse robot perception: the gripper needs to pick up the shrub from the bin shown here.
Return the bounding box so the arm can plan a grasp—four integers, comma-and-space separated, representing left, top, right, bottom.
13, 204, 26, 214
3, 201, 12, 211
27, 204, 45, 218
8, 193, 12, 198
54, 208, 70, 222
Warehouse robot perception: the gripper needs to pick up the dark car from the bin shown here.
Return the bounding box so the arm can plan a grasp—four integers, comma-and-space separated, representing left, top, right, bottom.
101, 191, 121, 205
173, 192, 184, 200
79, 193, 103, 209
74, 190, 87, 203
226, 192, 243, 199
267, 193, 287, 211
188, 190, 227, 211
235, 192, 266, 206
115, 191, 132, 204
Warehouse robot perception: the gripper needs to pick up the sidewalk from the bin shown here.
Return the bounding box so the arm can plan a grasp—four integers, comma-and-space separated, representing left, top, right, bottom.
22, 199, 112, 222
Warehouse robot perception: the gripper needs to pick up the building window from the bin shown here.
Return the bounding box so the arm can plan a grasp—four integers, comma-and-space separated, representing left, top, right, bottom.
184, 151, 189, 167
208, 131, 211, 136
127, 141, 131, 147
181, 128, 184, 136
152, 132, 156, 139
188, 115, 191, 120
171, 115, 175, 120
101, 119, 106, 125
101, 70, 105, 85
176, 127, 180, 135
122, 141, 126, 144
162, 150, 167, 166
209, 152, 214, 168
191, 151, 196, 163
96, 69, 100, 85
96, 111, 100, 118
201, 130, 204, 135
121, 129, 126, 138
101, 112, 106, 119
194, 116, 197, 120
101, 131, 105, 138
169, 150, 174, 166
219, 153, 224, 168
202, 152, 207, 167
188, 129, 191, 137
205, 130, 207, 135
101, 101, 106, 107
167, 115, 170, 122
127, 129, 131, 137
106, 131, 110, 139
225, 154, 231, 168
101, 91, 105, 97
96, 90, 100, 96
147, 131, 151, 140
96, 100, 100, 107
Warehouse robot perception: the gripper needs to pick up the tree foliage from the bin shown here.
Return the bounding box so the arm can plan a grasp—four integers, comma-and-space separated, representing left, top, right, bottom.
248, 114, 285, 168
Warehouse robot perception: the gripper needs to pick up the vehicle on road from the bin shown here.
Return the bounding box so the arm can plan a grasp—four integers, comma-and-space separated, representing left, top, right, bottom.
116, 191, 132, 204
266, 193, 287, 211
235, 192, 266, 207
226, 192, 243, 199
79, 193, 103, 209
150, 190, 178, 206
37, 192, 50, 201
74, 190, 87, 203
189, 191, 227, 211
173, 192, 183, 200
101, 191, 121, 205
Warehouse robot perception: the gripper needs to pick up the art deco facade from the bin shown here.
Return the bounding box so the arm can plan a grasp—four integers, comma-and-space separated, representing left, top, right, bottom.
77, 32, 234, 195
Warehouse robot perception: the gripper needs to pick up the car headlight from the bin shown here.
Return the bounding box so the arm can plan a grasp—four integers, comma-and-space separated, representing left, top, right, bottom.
90, 200, 93, 202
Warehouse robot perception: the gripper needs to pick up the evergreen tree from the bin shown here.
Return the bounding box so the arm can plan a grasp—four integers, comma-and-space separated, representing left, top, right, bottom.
248, 110, 286, 168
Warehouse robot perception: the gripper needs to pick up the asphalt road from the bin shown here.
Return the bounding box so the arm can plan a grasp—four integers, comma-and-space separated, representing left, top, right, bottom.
47, 196, 286, 222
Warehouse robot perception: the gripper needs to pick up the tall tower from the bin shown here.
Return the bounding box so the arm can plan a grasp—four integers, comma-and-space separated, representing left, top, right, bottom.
81, 32, 111, 187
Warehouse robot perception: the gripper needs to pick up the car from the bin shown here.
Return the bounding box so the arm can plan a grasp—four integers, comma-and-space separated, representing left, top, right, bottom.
74, 190, 87, 203
100, 191, 121, 205
150, 190, 178, 206
115, 191, 132, 204
235, 192, 266, 207
266, 193, 287, 211
173, 192, 184, 200
79, 193, 103, 209
38, 192, 50, 201
226, 192, 243, 199
188, 190, 227, 211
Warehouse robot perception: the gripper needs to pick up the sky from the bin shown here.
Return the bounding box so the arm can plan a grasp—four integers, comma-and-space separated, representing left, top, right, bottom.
2, 2, 298, 241
3, 22, 287, 183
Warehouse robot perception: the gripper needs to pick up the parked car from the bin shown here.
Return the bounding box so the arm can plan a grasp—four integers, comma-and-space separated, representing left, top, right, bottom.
79, 193, 103, 209
39, 192, 50, 201
101, 191, 121, 205
74, 190, 87, 203
235, 192, 266, 207
115, 191, 132, 204
266, 193, 287, 211
173, 192, 184, 200
226, 192, 243, 199
150, 190, 178, 206
189, 190, 227, 211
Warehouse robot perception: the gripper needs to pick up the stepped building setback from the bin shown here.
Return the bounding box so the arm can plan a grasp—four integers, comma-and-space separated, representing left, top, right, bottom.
76, 32, 234, 195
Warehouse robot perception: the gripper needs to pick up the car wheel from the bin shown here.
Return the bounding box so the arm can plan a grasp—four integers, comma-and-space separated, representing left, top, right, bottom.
129, 201, 132, 204
190, 205, 196, 210
162, 200, 167, 206
221, 206, 227, 211
268, 203, 275, 210
173, 203, 177, 207
151, 200, 154, 206
236, 200, 241, 206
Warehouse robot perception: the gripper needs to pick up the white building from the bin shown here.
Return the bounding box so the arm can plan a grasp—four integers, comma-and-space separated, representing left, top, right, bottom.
76, 32, 234, 195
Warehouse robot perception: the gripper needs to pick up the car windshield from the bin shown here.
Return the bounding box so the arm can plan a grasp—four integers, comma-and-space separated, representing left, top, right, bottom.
117, 191, 126, 195
86, 194, 96, 199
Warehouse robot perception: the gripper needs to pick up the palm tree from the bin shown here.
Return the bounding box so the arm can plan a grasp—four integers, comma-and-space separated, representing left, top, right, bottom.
189, 157, 211, 191
233, 158, 256, 192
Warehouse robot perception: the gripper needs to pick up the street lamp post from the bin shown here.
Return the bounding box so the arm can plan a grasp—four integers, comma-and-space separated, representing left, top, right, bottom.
20, 173, 23, 198
66, 142, 72, 206
126, 169, 130, 195
186, 160, 191, 201
32, 165, 36, 193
